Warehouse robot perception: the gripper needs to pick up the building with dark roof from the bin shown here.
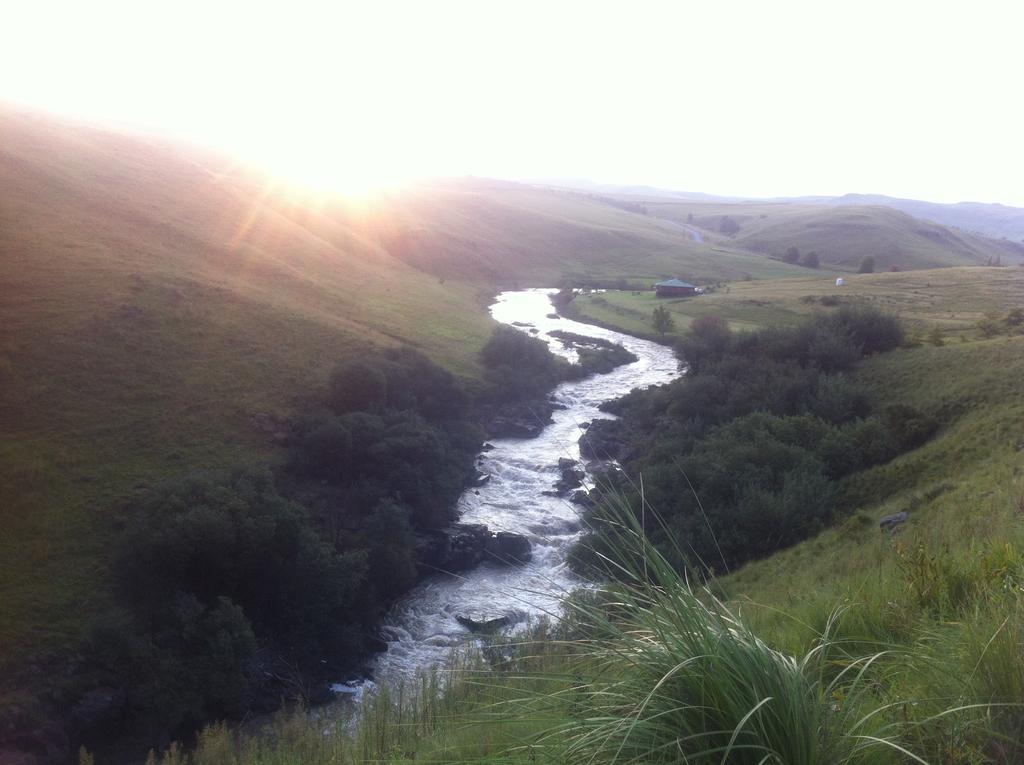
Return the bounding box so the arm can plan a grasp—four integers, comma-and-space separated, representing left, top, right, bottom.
653, 278, 697, 297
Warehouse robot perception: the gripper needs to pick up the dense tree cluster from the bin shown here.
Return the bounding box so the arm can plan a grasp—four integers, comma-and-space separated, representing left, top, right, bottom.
97, 323, 640, 743
104, 473, 367, 730
102, 348, 483, 738
577, 306, 934, 575
718, 215, 741, 235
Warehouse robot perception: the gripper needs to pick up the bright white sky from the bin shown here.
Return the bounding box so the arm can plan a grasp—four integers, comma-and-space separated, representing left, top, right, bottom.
3, 0, 1022, 204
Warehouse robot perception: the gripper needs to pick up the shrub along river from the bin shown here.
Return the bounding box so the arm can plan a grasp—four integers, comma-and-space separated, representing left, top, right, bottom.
338, 289, 681, 695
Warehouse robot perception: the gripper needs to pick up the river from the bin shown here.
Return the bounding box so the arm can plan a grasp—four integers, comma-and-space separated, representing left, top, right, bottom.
341, 289, 681, 694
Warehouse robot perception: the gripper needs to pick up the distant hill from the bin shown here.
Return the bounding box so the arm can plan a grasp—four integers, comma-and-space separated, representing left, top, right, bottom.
641, 199, 1024, 272
533, 179, 1024, 256
820, 193, 1024, 242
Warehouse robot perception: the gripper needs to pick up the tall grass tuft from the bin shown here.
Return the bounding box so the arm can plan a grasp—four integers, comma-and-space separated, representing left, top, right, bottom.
547, 490, 922, 764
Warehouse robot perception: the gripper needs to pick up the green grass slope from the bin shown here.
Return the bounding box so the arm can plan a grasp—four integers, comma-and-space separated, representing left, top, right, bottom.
0, 106, 808, 674
643, 199, 1024, 271
571, 266, 1024, 339
367, 180, 808, 284
0, 109, 502, 664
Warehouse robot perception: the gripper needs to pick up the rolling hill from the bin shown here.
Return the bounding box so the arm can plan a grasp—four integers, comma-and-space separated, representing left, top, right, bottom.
533, 179, 1024, 270
639, 198, 1024, 271
807, 193, 1024, 242
0, 105, 806, 670
4, 102, 1019, 716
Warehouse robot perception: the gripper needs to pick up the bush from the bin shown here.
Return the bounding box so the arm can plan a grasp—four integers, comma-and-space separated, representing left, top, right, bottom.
89, 595, 257, 734
110, 471, 369, 735
783, 245, 801, 263
651, 305, 675, 336
858, 255, 876, 273
882, 403, 938, 452
827, 304, 904, 355
802, 251, 820, 268
718, 215, 741, 235
677, 315, 732, 372
293, 348, 480, 530
330, 348, 467, 422
328, 360, 387, 414
481, 325, 567, 401
118, 471, 367, 653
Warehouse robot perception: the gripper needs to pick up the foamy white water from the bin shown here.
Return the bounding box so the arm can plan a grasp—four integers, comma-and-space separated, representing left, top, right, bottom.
357, 289, 681, 686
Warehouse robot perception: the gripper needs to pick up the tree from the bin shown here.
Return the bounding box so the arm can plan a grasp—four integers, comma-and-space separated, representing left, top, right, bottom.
328, 360, 387, 413
719, 215, 741, 235
802, 251, 820, 269
858, 255, 875, 274
783, 246, 800, 264
651, 306, 676, 337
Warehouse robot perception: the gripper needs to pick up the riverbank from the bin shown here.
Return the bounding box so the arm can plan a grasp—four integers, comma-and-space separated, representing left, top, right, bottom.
366, 289, 680, 687
110, 270, 1024, 763
1, 289, 672, 765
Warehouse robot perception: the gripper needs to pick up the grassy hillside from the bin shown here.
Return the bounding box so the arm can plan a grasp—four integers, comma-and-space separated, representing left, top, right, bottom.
570, 266, 1024, 339
641, 198, 1024, 271
367, 180, 807, 284
828, 193, 1024, 243
571, 270, 1024, 658
0, 109, 502, 669
0, 106, 809, 675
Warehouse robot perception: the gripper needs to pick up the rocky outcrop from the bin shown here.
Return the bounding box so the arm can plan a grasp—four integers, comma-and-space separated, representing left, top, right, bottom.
485, 401, 554, 439
569, 489, 596, 508
465, 470, 491, 488
550, 458, 586, 497
879, 511, 908, 531
486, 532, 532, 564
445, 523, 492, 571
416, 524, 531, 575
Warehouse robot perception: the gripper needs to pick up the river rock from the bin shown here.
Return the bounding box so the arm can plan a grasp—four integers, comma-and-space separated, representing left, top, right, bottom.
465, 470, 491, 488
456, 613, 511, 632
455, 609, 526, 633
485, 532, 532, 564
569, 489, 596, 508
879, 511, 908, 531
444, 524, 491, 570
527, 518, 581, 535
416, 524, 532, 574
552, 458, 586, 496
485, 400, 554, 439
